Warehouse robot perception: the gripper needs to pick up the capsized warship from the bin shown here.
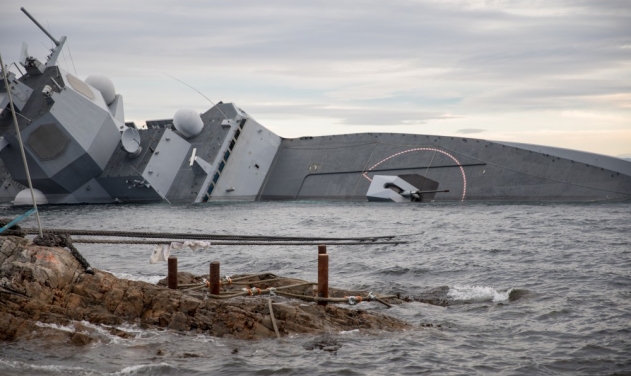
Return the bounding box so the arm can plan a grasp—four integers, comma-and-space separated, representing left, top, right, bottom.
1, 9, 630, 206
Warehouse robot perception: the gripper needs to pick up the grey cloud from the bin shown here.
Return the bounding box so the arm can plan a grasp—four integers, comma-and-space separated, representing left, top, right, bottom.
456, 129, 486, 134
246, 103, 451, 126
1, 0, 629, 133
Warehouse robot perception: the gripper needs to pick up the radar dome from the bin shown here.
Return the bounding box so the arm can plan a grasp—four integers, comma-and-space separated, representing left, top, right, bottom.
173, 109, 203, 138
85, 74, 116, 105
13, 189, 48, 206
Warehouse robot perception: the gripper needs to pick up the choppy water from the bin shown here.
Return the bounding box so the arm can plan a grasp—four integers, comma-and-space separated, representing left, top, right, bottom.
1, 202, 630, 375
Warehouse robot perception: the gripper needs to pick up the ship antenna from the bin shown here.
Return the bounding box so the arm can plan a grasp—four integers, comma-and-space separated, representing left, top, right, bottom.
163, 72, 228, 120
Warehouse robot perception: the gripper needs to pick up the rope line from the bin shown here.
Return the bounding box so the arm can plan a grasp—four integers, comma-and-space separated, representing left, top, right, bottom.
182, 273, 396, 307
71, 239, 406, 246
21, 228, 397, 242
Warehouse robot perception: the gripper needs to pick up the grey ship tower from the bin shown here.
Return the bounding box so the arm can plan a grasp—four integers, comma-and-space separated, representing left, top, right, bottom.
1, 8, 630, 206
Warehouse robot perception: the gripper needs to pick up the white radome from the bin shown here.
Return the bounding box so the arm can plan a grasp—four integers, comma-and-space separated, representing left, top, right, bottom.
13, 189, 48, 206
85, 74, 116, 105
173, 109, 203, 138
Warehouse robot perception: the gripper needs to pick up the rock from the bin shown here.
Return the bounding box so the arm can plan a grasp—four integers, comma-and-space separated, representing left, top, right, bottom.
70, 332, 93, 346
409, 285, 451, 306
304, 334, 341, 352
167, 312, 189, 331
0, 236, 411, 342
109, 328, 134, 339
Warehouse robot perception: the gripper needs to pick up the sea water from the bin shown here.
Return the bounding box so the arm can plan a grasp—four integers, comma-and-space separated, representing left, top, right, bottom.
0, 201, 629, 375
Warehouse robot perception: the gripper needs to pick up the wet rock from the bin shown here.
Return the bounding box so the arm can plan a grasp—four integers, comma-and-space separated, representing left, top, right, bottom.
409, 285, 451, 307
304, 334, 341, 352
0, 236, 411, 342
168, 312, 189, 331
181, 352, 200, 358
109, 328, 133, 339
70, 332, 93, 346
508, 289, 531, 301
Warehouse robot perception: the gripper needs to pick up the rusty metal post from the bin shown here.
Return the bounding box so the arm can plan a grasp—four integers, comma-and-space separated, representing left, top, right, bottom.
318, 244, 327, 255
209, 261, 220, 295
167, 256, 177, 289
318, 246, 328, 306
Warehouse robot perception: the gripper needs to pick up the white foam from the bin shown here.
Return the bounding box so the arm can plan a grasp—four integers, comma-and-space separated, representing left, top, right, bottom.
34, 319, 155, 347
0, 358, 88, 373
447, 285, 512, 302
340, 329, 360, 335
113, 363, 172, 375
110, 272, 162, 284
35, 321, 76, 333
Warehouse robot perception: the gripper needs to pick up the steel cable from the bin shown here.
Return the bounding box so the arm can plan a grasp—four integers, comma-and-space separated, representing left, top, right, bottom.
21, 228, 397, 242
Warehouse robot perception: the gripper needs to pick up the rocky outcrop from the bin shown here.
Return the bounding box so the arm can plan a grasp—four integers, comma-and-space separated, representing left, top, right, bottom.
0, 236, 409, 344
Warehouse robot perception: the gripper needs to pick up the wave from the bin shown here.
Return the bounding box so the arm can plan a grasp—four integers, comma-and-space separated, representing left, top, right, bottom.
112, 362, 175, 375
447, 285, 513, 302
0, 359, 95, 375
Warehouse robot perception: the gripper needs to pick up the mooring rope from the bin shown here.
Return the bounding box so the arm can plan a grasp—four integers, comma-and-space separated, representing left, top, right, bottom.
21, 228, 396, 242
70, 238, 406, 246
183, 274, 396, 308
32, 234, 94, 274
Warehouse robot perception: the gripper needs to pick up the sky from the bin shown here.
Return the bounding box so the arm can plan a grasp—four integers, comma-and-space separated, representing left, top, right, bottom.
1, 0, 630, 157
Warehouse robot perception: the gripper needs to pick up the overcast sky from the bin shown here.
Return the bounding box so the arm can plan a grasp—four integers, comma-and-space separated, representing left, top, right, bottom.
2, 0, 630, 157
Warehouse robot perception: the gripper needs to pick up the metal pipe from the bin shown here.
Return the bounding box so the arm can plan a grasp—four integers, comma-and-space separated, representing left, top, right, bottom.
209, 261, 220, 295
20, 8, 60, 46
318, 252, 329, 306
20, 7, 59, 46
168, 256, 178, 289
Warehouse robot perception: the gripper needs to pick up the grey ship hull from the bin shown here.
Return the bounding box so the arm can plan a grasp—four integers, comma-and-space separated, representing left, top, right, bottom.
259, 133, 631, 203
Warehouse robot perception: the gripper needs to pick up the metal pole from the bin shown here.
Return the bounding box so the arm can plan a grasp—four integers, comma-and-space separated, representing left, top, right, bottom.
209, 261, 220, 295
167, 256, 178, 289
0, 54, 43, 237
318, 245, 328, 306
20, 8, 60, 46
318, 244, 327, 255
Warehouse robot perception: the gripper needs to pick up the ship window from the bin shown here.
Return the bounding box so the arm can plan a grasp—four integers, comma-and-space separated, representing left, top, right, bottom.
229, 140, 235, 150
213, 173, 219, 183
224, 150, 231, 161
207, 184, 214, 196
239, 119, 247, 129
219, 161, 225, 172
234, 129, 241, 140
